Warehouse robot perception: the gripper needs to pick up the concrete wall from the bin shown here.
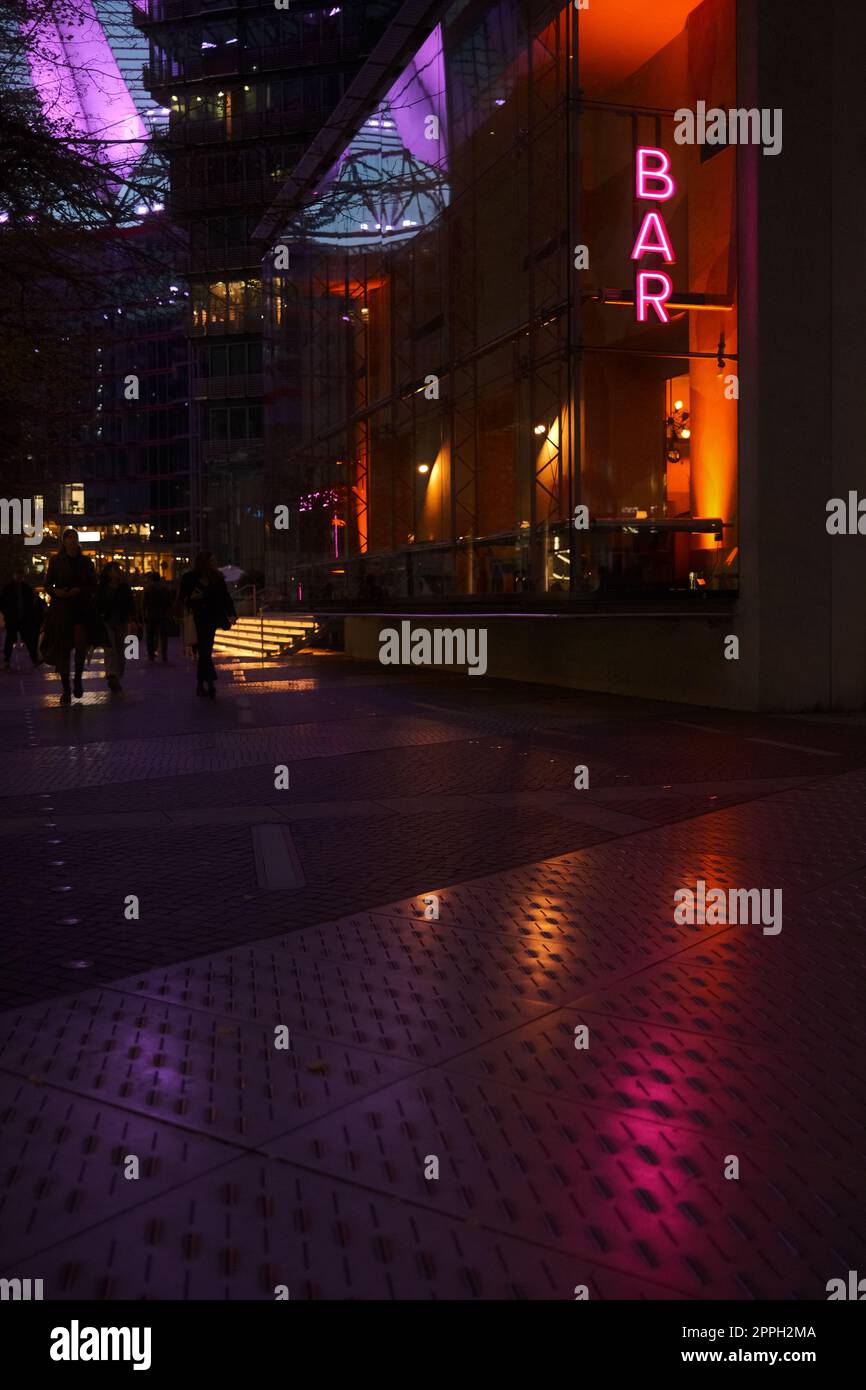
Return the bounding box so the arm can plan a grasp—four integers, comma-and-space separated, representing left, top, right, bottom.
345, 613, 748, 708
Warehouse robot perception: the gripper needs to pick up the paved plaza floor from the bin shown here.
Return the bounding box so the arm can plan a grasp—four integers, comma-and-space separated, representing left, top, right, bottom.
1, 640, 865, 1299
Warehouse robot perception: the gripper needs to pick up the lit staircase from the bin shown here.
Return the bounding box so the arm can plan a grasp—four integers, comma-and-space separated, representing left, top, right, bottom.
213, 614, 320, 661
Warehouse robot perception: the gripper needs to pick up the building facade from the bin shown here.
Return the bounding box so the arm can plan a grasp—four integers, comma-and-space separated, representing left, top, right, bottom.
258, 0, 866, 711
135, 0, 403, 568
5, 1, 189, 584
20, 219, 192, 585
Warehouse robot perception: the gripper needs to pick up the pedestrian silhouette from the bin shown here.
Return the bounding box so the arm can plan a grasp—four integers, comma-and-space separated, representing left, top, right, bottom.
143, 569, 172, 662
97, 561, 137, 694
43, 529, 97, 705
178, 552, 236, 698
1, 568, 42, 668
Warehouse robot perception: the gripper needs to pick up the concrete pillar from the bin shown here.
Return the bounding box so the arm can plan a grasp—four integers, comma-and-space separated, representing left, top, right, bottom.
738, 0, 866, 710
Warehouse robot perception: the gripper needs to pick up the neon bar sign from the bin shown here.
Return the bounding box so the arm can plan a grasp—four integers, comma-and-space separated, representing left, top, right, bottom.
631, 147, 676, 323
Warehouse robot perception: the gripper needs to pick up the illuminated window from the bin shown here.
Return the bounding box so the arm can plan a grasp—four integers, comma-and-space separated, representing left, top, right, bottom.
60, 482, 85, 515
192, 279, 261, 333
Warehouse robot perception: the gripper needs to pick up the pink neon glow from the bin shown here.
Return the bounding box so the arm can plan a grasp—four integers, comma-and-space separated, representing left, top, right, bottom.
636, 271, 673, 323
24, 0, 146, 186
630, 210, 675, 262
636, 147, 675, 201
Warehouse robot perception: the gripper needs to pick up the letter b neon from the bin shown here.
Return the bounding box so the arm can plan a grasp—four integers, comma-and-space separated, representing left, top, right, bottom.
636, 147, 675, 201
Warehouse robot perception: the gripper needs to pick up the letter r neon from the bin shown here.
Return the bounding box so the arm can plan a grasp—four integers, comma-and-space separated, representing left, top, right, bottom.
636, 271, 673, 323
636, 147, 676, 201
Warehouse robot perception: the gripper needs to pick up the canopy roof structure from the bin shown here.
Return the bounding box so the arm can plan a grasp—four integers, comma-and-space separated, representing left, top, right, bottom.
25, 0, 151, 188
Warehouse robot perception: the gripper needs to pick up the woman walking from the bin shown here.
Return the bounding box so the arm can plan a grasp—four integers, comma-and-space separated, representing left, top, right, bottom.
97, 561, 137, 694
44, 529, 97, 705
178, 551, 236, 698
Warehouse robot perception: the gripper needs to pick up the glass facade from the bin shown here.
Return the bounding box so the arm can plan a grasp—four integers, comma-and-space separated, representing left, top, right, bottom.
137, 0, 403, 567
264, 0, 738, 603
40, 222, 192, 578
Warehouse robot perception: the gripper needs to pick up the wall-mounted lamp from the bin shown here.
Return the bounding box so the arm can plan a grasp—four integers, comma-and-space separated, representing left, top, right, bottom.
533, 423, 548, 436
417, 463, 430, 475
665, 406, 690, 440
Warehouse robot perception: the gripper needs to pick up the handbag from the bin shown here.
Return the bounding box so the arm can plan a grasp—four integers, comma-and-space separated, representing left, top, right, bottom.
39, 605, 64, 666
182, 609, 197, 655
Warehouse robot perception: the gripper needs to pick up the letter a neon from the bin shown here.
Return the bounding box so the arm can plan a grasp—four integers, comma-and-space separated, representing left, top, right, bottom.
630, 210, 675, 262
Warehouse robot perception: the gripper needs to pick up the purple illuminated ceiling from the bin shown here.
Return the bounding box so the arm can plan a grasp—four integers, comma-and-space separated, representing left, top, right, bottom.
304, 23, 448, 246
386, 23, 448, 171
25, 0, 146, 184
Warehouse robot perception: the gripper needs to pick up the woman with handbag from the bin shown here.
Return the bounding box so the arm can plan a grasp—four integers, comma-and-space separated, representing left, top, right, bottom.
96, 561, 137, 694
178, 551, 236, 698
44, 529, 98, 705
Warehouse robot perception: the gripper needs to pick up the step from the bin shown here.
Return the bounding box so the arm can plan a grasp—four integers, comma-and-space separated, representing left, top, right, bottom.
233, 619, 318, 633
213, 632, 317, 657
212, 636, 284, 650
231, 624, 315, 637
230, 632, 314, 644
214, 616, 320, 655
234, 614, 318, 625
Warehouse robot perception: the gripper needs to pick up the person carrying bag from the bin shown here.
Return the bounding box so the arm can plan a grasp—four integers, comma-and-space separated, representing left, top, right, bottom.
178, 551, 236, 699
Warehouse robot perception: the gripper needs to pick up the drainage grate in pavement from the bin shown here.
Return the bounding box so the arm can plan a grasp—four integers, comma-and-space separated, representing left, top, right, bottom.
252, 824, 306, 889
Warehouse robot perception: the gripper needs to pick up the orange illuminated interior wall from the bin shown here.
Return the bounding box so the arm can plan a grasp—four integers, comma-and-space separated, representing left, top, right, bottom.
682, 2, 737, 555
577, 0, 701, 96
579, 0, 737, 561
419, 444, 448, 540
351, 282, 391, 556
319, 276, 388, 558
352, 428, 369, 554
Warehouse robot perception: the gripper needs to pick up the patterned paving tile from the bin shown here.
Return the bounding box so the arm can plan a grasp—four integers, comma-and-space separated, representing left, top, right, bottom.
0, 716, 476, 794
104, 949, 551, 1064
3, 652, 866, 1299
435, 1009, 866, 1168
266, 1067, 863, 1299
0, 1072, 240, 1264
0, 991, 416, 1145
576, 957, 862, 1052
4, 1154, 683, 1300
